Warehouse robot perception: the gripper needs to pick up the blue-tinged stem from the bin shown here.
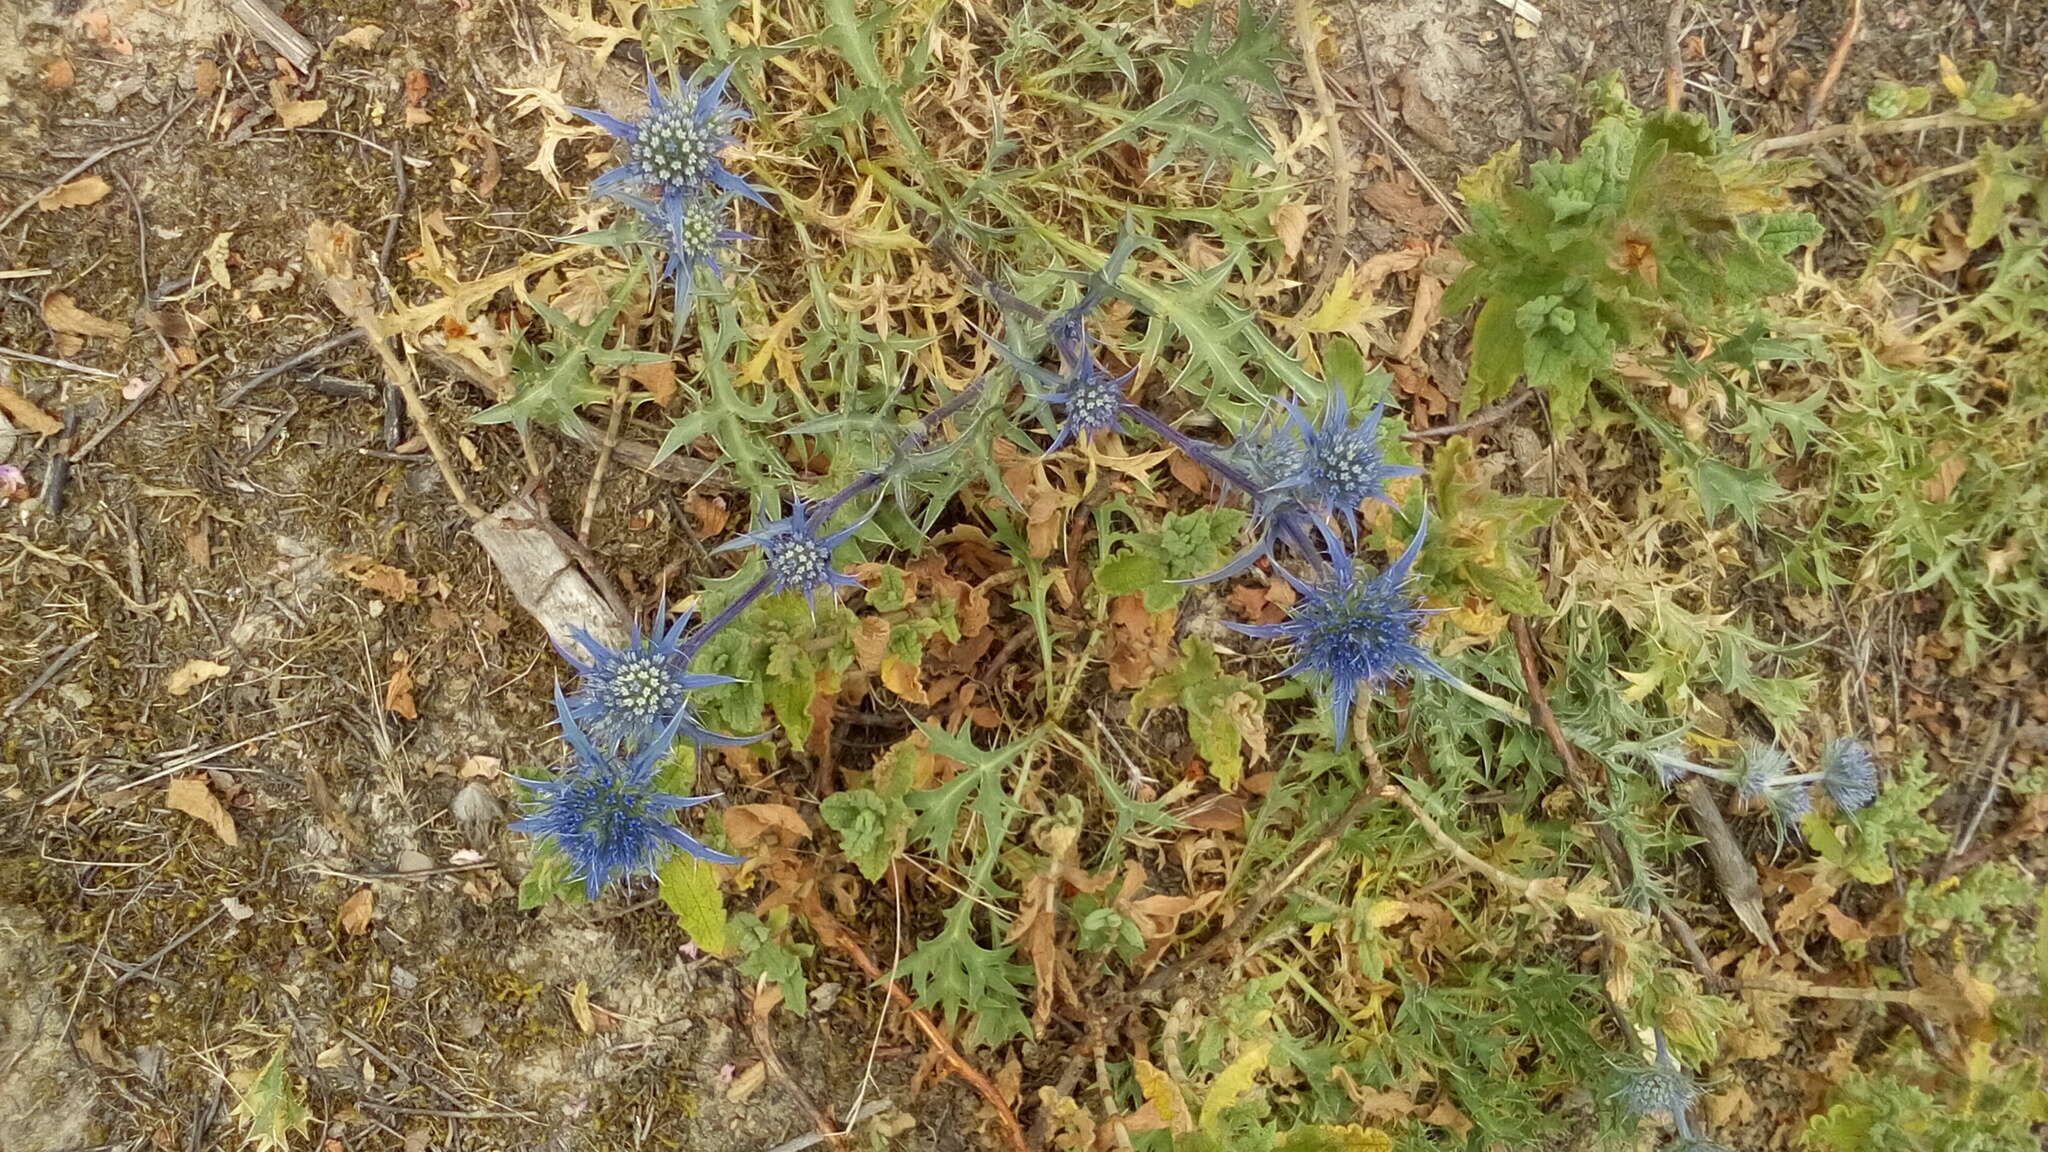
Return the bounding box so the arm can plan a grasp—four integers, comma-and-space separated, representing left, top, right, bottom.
1121, 404, 1263, 496
679, 573, 774, 662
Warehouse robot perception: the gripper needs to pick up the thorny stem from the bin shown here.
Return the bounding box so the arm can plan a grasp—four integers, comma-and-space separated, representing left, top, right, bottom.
1121, 403, 1263, 496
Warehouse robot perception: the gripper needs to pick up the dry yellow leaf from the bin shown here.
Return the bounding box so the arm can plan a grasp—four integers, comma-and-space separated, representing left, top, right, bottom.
565, 978, 596, 1033
330, 24, 385, 50
269, 78, 329, 129
166, 777, 239, 846
41, 291, 126, 340
337, 887, 375, 935
36, 174, 111, 211
166, 658, 231, 696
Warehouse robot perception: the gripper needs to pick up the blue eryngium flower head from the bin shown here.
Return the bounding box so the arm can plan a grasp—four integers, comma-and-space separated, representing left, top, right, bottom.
555, 606, 759, 750
1612, 1034, 1698, 1119
1283, 390, 1422, 526
1178, 408, 1316, 584
1037, 356, 1136, 452
718, 495, 870, 609
619, 192, 749, 317
511, 690, 744, 898
1226, 513, 1454, 747
572, 63, 770, 209
973, 322, 1133, 453
1820, 737, 1879, 812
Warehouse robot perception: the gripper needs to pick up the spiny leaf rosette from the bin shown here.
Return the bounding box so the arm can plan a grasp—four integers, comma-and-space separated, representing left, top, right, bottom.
511, 691, 744, 898
1227, 514, 1456, 747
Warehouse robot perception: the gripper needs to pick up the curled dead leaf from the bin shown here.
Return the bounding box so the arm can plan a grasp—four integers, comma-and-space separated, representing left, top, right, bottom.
166, 658, 231, 697
42, 292, 126, 341
165, 777, 239, 845
723, 803, 810, 850
338, 887, 375, 935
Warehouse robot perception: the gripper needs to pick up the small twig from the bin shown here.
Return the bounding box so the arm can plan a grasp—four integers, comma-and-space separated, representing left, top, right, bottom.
1756, 109, 2003, 154
1390, 789, 1531, 896
1291, 0, 1351, 282
1662, 0, 1687, 111
377, 143, 409, 299
0, 97, 195, 234
1802, 0, 1863, 129
737, 977, 849, 1152
356, 1102, 536, 1122
1737, 975, 1952, 1010
2, 631, 98, 719
0, 346, 121, 379
757, 1101, 892, 1152
347, 332, 486, 521
1496, 9, 1541, 133
578, 375, 631, 544
220, 332, 358, 406
1401, 388, 1537, 441
110, 907, 226, 989
798, 891, 1029, 1152
1950, 699, 2020, 862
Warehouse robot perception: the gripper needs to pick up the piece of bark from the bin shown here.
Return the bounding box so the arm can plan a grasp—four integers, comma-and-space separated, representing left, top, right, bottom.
1681, 777, 1775, 949
226, 0, 317, 74
470, 495, 624, 658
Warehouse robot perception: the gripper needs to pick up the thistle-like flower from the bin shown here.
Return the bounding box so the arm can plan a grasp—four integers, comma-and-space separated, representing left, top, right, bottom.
1612, 1034, 1698, 1120
1283, 390, 1421, 528
619, 192, 749, 317
1818, 737, 1879, 812
511, 690, 743, 897
555, 606, 759, 750
975, 322, 1134, 453
1176, 407, 1317, 583
572, 63, 770, 210
717, 494, 870, 609
1226, 513, 1455, 747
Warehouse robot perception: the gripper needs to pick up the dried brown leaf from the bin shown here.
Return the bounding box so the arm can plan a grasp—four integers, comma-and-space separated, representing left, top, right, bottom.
269, 78, 329, 129
723, 803, 810, 850
166, 658, 231, 696
166, 777, 239, 845
0, 382, 62, 436
337, 887, 375, 935
36, 174, 111, 211
42, 292, 126, 340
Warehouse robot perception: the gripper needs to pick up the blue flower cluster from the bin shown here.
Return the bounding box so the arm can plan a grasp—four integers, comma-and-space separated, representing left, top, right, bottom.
574, 65, 767, 315
1611, 1030, 1734, 1152
1653, 736, 1881, 837
980, 246, 1454, 748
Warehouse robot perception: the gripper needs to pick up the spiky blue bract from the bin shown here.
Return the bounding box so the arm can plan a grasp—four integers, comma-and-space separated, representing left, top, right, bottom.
555, 606, 758, 750
1180, 407, 1315, 583
571, 63, 770, 210
971, 321, 1133, 454
1611, 1046, 1698, 1119
1283, 390, 1422, 526
718, 494, 870, 609
511, 691, 743, 898
1226, 514, 1454, 748
1820, 737, 1879, 812
1038, 357, 1135, 452
1733, 743, 1793, 800
619, 192, 749, 318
